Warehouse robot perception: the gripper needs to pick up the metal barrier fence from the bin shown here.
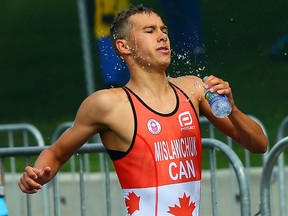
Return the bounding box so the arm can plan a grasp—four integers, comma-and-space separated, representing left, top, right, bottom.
1, 115, 287, 216
199, 115, 268, 215
0, 144, 106, 216
0, 123, 45, 147
259, 136, 288, 216
0, 123, 251, 216
275, 116, 288, 216
257, 116, 288, 216
201, 138, 250, 216
0, 124, 48, 216
200, 115, 269, 164
50, 122, 112, 216
48, 116, 267, 215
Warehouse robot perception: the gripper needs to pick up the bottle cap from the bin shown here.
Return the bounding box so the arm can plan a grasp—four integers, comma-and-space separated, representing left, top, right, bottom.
202, 76, 209, 94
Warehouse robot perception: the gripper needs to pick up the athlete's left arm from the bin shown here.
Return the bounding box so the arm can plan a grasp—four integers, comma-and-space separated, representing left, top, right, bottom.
200, 76, 268, 153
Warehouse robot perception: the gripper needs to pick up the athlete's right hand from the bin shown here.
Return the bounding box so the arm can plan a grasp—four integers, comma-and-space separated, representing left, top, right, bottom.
18, 166, 52, 194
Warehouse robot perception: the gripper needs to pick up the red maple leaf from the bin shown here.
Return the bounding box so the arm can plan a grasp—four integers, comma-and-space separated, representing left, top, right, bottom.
125, 191, 141, 215
167, 193, 196, 216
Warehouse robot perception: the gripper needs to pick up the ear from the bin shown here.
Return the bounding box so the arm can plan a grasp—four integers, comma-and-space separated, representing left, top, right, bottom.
116, 39, 132, 55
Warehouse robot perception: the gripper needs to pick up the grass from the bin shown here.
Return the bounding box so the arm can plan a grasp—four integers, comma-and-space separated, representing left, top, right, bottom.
0, 0, 288, 170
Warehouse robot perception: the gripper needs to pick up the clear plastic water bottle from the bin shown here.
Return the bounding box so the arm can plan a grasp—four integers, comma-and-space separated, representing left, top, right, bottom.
203, 76, 232, 118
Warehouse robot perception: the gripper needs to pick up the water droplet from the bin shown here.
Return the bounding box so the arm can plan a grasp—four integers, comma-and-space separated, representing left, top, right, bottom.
194, 82, 202, 90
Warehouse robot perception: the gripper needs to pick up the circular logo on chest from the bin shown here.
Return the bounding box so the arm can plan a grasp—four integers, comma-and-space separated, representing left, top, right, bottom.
147, 118, 162, 135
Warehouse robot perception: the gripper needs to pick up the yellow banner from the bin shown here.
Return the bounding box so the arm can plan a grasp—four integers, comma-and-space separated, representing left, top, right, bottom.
94, 0, 129, 39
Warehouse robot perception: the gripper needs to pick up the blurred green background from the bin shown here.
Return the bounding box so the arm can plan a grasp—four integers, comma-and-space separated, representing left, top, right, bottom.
1, 0, 287, 150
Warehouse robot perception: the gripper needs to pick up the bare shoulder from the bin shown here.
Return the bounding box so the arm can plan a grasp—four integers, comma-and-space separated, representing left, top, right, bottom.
85, 88, 127, 107
75, 88, 128, 126
168, 75, 204, 116
169, 75, 204, 96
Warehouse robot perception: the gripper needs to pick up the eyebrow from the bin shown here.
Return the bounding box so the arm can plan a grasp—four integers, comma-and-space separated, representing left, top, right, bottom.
143, 25, 168, 31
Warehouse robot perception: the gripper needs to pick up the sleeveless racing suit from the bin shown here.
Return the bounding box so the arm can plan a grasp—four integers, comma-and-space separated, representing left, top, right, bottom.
108, 83, 202, 216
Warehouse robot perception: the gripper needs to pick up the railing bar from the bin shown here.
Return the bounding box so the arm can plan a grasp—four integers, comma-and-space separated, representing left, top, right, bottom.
26, 194, 32, 216
53, 175, 61, 216
84, 154, 92, 215
244, 150, 251, 197
104, 153, 111, 216
209, 148, 218, 216
8, 132, 21, 216
79, 154, 85, 216
23, 131, 28, 147
278, 154, 286, 216
227, 136, 236, 215
0, 144, 106, 157
0, 124, 45, 147
70, 155, 78, 216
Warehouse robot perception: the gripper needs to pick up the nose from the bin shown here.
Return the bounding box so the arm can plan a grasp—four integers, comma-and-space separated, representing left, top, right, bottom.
158, 31, 168, 42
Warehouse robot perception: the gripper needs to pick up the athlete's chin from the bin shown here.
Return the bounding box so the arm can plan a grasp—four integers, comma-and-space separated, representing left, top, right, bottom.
160, 62, 170, 70
162, 59, 171, 67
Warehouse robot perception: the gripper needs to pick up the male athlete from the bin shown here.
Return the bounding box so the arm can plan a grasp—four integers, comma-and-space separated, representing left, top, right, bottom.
19, 5, 267, 215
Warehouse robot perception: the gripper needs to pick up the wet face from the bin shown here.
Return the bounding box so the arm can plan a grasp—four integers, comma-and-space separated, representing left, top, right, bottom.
126, 13, 171, 70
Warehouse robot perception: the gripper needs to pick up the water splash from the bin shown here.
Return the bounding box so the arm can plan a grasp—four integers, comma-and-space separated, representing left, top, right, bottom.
193, 81, 202, 90
169, 46, 207, 78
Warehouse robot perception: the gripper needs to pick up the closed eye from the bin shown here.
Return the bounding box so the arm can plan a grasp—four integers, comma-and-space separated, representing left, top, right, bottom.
145, 30, 154, 34
143, 25, 168, 35
162, 30, 168, 35
143, 26, 155, 34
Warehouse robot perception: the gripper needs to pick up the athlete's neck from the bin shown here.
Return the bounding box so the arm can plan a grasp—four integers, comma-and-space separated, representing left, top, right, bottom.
126, 72, 171, 96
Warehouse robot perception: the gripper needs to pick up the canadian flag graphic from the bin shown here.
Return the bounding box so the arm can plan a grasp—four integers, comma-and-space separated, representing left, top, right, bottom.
123, 181, 200, 216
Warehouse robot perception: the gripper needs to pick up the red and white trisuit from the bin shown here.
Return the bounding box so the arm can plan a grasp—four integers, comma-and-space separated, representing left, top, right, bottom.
108, 83, 202, 216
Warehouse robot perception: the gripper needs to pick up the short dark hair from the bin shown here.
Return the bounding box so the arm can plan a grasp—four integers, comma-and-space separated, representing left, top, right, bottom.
110, 4, 158, 56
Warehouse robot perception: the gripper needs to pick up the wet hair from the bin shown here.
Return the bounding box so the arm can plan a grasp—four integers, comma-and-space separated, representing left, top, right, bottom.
110, 4, 159, 56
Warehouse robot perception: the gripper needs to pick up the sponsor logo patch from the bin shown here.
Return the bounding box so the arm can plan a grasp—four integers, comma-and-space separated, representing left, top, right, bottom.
178, 111, 195, 130
147, 118, 162, 134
